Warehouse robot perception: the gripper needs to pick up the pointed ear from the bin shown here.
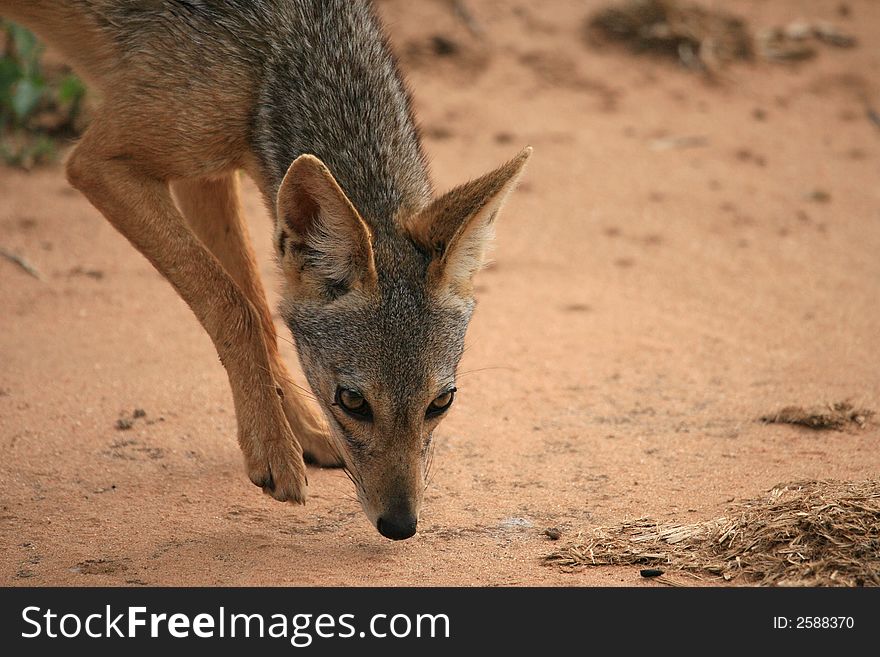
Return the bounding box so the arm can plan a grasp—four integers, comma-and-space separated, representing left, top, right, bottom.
275, 154, 377, 300
403, 147, 531, 295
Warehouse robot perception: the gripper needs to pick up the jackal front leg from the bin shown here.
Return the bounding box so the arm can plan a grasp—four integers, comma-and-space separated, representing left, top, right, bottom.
171, 175, 342, 468
66, 138, 308, 503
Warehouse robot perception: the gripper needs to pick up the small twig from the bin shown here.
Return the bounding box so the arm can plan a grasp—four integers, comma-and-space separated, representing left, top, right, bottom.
0, 246, 43, 280
654, 575, 686, 587
448, 0, 484, 37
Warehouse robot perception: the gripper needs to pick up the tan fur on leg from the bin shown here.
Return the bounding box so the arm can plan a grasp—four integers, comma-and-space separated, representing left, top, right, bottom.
67, 127, 308, 503
172, 175, 341, 466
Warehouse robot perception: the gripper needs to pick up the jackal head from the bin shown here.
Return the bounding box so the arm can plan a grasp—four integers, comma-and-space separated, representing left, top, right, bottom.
274, 148, 530, 540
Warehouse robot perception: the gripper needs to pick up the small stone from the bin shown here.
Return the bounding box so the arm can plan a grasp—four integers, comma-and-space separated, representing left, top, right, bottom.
807, 189, 831, 203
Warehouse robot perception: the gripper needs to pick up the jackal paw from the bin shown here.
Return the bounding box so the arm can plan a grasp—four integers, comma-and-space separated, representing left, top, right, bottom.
242, 430, 308, 504
277, 384, 344, 468
299, 429, 344, 468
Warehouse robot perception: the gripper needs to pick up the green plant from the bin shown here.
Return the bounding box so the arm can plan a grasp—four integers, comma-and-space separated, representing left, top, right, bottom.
0, 20, 87, 168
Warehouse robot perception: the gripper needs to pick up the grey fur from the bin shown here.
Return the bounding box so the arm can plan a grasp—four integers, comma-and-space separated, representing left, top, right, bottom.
251, 0, 433, 218
41, 1, 432, 220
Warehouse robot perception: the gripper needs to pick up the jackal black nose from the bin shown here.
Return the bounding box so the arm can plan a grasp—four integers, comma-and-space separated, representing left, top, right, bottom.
377, 514, 417, 541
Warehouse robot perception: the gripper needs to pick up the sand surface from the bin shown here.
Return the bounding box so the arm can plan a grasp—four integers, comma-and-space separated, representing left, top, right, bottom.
1, 0, 878, 586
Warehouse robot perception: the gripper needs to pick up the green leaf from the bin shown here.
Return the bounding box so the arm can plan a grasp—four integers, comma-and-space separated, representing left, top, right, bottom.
57, 74, 85, 104
8, 22, 43, 77
0, 56, 22, 96
11, 77, 44, 120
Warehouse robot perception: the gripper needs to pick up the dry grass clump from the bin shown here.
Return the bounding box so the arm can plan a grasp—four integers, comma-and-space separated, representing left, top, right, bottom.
586, 0, 857, 73
545, 480, 880, 586
760, 402, 874, 431
586, 0, 753, 71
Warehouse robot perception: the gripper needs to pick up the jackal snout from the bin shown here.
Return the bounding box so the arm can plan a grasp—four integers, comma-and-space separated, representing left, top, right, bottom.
376, 504, 418, 541
355, 443, 431, 539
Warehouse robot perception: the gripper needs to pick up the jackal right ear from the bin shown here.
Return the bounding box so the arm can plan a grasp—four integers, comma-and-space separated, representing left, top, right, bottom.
275, 155, 377, 300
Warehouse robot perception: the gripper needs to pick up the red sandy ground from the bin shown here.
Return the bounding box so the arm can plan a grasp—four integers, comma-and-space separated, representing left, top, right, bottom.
1, 0, 878, 586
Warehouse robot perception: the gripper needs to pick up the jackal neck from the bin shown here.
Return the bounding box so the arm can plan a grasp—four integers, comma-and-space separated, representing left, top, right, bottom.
251, 0, 433, 233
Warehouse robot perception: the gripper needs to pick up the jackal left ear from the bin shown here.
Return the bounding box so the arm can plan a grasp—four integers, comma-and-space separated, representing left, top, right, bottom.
404, 147, 531, 294
275, 154, 377, 300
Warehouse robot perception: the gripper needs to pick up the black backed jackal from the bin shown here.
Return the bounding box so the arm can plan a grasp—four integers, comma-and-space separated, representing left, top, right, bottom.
1, 0, 530, 540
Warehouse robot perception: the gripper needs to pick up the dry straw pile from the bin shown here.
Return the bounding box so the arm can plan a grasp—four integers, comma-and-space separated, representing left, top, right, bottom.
546, 480, 880, 586
760, 402, 874, 431
587, 0, 856, 73
588, 0, 753, 70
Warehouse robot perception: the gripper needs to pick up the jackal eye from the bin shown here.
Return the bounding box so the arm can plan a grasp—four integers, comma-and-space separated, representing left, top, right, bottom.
426, 388, 456, 418
335, 387, 372, 420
